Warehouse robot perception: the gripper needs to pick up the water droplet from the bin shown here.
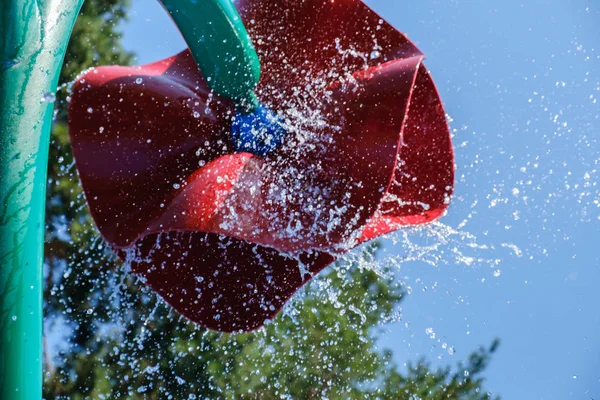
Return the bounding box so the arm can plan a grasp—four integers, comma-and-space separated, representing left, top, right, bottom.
193, 111, 201, 119
41, 92, 56, 103
135, 77, 143, 84
173, 183, 181, 189
12, 315, 17, 321
370, 50, 381, 59
87, 107, 93, 113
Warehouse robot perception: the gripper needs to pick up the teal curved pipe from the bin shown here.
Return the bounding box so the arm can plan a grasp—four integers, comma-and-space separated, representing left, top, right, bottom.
161, 0, 261, 111
0, 3, 85, 398
0, 1, 261, 398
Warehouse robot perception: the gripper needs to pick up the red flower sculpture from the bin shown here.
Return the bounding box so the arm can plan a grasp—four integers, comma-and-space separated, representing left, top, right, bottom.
69, 0, 454, 332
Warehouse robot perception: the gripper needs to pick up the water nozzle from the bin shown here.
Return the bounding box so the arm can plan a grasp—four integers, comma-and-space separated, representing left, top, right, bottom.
231, 105, 287, 156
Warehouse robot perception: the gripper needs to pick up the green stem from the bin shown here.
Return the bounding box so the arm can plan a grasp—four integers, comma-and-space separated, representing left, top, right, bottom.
160, 0, 261, 111
0, 1, 84, 399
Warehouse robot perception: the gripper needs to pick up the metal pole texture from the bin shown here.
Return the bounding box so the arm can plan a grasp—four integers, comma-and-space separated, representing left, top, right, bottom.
0, 1, 84, 399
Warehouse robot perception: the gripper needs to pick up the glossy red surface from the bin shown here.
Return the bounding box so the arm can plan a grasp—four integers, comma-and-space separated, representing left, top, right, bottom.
69, 0, 454, 332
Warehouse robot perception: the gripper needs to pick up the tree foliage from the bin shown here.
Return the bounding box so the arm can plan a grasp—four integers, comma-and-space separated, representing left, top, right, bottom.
43, 2, 500, 399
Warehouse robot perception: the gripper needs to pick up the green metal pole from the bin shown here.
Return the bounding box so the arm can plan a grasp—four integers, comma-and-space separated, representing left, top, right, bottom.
0, 1, 84, 399
160, 0, 262, 111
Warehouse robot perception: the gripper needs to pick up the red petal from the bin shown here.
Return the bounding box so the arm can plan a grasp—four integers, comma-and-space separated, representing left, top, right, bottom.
69, 52, 233, 248
125, 233, 334, 332
238, 0, 423, 100
360, 64, 455, 241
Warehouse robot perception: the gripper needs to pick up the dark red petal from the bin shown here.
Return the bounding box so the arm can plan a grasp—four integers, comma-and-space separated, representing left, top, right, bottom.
361, 64, 455, 241
125, 232, 334, 333
238, 0, 423, 101
69, 52, 234, 248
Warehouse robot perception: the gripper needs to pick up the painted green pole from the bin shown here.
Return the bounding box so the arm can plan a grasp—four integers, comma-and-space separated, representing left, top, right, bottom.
160, 0, 262, 111
0, 2, 85, 399
0, 1, 260, 399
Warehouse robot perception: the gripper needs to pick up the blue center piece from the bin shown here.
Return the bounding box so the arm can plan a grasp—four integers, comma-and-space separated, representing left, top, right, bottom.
230, 105, 288, 156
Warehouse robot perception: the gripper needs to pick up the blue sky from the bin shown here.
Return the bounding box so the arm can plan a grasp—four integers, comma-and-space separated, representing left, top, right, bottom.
121, 1, 600, 398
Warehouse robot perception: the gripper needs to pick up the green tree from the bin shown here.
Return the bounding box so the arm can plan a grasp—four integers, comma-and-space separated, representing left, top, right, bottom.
43, 2, 500, 399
